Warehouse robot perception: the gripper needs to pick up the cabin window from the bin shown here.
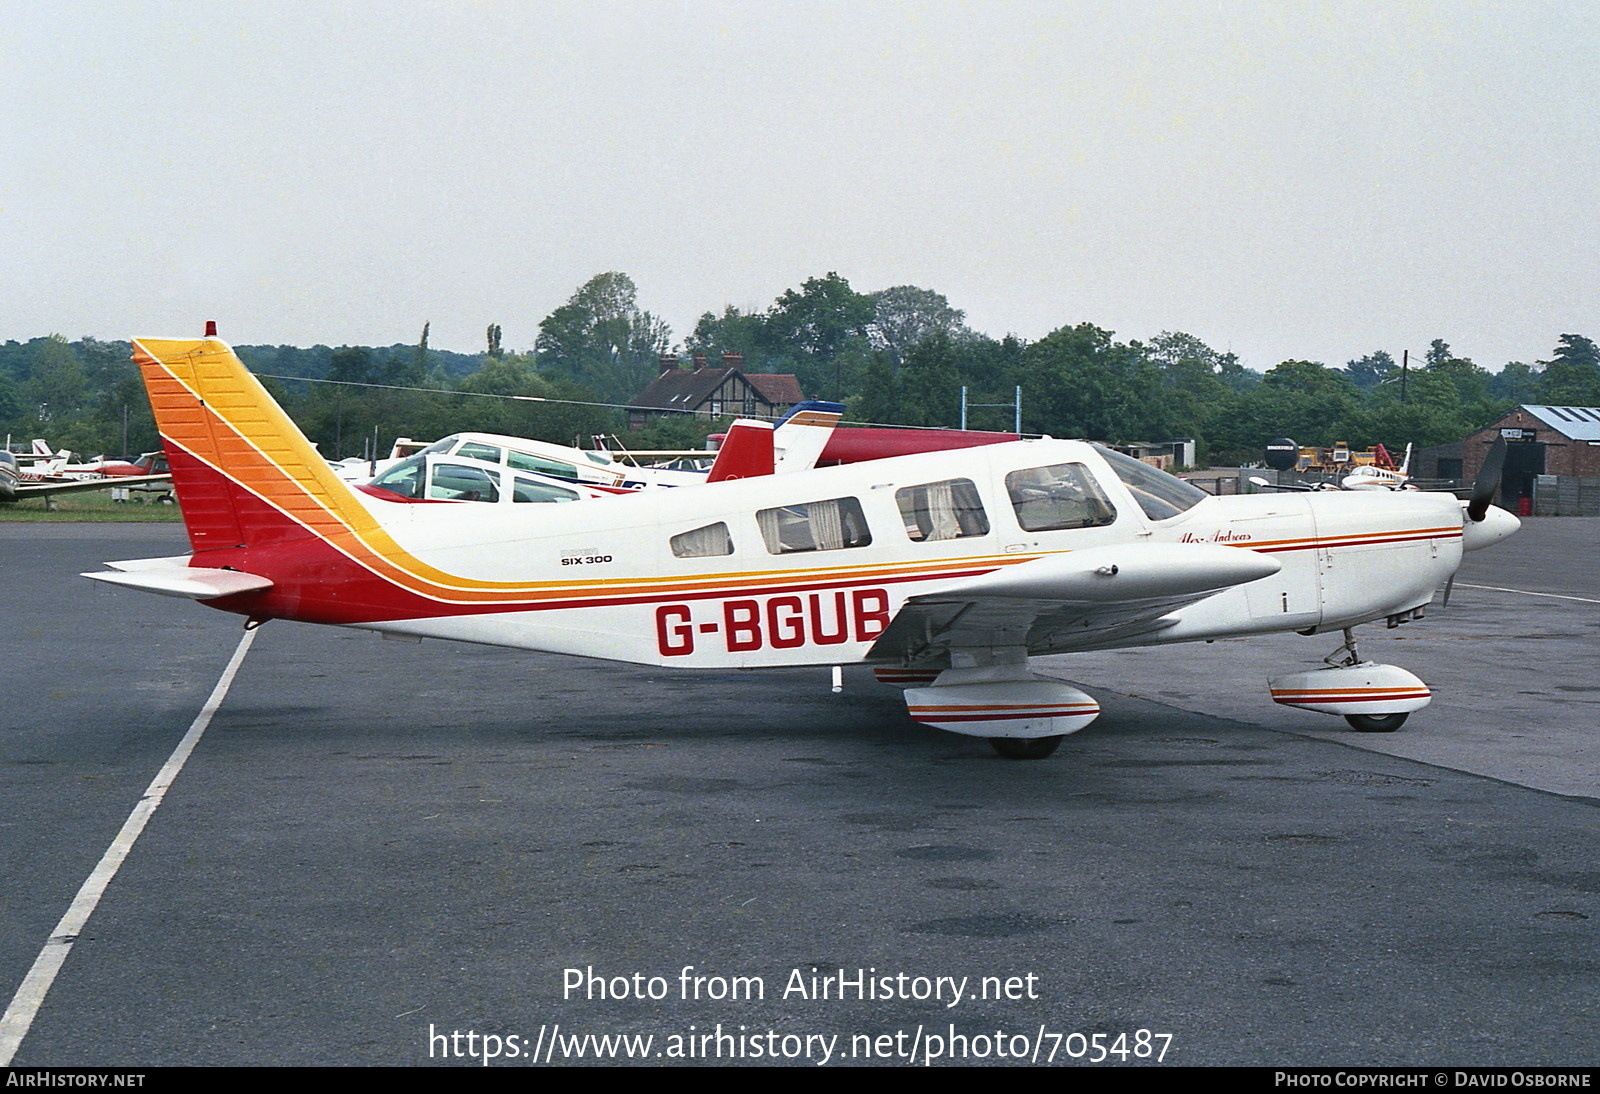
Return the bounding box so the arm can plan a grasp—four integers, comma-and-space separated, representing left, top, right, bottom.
1096, 446, 1206, 521
510, 477, 580, 503
506, 451, 579, 481
896, 478, 989, 541
428, 464, 500, 502
1005, 463, 1117, 531
756, 497, 872, 554
369, 455, 425, 498
671, 522, 734, 557
456, 442, 505, 464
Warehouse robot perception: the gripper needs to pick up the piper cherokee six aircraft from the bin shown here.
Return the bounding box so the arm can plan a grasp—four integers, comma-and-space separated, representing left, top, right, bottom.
84, 336, 1520, 759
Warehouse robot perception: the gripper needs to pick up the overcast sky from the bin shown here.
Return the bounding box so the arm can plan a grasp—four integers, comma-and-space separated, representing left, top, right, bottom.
3, 1, 1596, 373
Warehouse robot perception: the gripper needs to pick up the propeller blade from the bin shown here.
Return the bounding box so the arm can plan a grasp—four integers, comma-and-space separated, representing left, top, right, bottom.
1466, 436, 1507, 523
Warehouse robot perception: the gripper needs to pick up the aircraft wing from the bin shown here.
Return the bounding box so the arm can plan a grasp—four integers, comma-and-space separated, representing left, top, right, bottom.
10, 473, 172, 499
869, 542, 1280, 663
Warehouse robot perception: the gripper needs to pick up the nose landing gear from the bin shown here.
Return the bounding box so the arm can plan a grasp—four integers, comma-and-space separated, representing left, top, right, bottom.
1268, 628, 1431, 732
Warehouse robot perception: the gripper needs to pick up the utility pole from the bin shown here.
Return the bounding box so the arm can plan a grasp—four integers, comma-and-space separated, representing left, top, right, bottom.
960, 386, 1023, 434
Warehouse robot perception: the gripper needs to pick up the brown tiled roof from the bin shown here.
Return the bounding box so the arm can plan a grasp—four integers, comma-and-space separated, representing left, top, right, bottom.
628, 368, 804, 413
745, 373, 805, 405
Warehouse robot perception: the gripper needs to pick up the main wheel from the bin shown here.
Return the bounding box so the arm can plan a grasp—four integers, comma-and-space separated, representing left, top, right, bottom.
989, 735, 1064, 760
1345, 712, 1408, 733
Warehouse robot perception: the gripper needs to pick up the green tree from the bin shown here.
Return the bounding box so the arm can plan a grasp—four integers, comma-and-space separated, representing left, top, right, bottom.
1422, 339, 1491, 403
1539, 334, 1600, 405
764, 272, 875, 400
1490, 361, 1539, 403
867, 285, 969, 370
1247, 360, 1362, 447
1018, 324, 1169, 441
898, 331, 964, 427
536, 272, 672, 403
1345, 350, 1398, 391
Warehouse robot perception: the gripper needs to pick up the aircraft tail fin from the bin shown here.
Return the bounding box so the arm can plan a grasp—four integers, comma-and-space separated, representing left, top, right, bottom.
706, 418, 775, 482
771, 399, 843, 472
132, 337, 376, 556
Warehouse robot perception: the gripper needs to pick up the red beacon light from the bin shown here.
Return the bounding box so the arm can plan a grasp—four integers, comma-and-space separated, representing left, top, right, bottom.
204, 320, 218, 337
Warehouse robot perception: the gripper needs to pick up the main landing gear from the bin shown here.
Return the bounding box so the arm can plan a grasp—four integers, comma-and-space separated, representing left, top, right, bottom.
885, 658, 1099, 761
1268, 628, 1431, 733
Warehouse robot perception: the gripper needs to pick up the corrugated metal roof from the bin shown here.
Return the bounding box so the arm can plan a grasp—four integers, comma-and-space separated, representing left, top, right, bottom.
1522, 405, 1600, 441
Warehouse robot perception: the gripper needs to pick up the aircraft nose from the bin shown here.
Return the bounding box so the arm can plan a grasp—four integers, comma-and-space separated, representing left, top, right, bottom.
1461, 503, 1521, 552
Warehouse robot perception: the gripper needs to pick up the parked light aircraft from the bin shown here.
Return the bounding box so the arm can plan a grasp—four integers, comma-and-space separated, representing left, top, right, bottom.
1, 446, 171, 504
336, 400, 844, 496
1342, 444, 1414, 490
85, 337, 1520, 758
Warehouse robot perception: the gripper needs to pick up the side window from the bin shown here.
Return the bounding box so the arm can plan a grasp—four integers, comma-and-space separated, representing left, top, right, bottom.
756, 497, 872, 554
428, 463, 501, 502
670, 522, 734, 558
507, 451, 579, 481
896, 478, 990, 541
510, 475, 580, 503
1005, 463, 1117, 531
368, 454, 425, 498
456, 442, 505, 464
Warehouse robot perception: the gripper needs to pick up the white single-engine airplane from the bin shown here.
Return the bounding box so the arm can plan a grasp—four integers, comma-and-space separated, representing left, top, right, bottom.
85, 337, 1520, 758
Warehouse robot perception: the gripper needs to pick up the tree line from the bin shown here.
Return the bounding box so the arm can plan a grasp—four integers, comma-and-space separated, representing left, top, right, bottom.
4, 270, 1598, 468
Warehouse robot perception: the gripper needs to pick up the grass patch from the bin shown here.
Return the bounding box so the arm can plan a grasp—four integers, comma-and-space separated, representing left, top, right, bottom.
0, 490, 186, 522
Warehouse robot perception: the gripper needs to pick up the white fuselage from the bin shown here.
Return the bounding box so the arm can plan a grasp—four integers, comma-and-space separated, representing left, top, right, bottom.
325, 439, 1467, 670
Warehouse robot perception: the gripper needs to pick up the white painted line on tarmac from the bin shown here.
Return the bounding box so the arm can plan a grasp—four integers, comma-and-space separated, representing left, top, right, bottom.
1455, 583, 1600, 605
0, 627, 258, 1066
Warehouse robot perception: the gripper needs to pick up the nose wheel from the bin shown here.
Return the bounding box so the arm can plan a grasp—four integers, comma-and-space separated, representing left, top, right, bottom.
989, 735, 1065, 760
1345, 712, 1408, 733
1269, 629, 1431, 731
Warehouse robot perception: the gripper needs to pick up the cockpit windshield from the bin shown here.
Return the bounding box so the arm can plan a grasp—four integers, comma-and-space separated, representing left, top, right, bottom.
1095, 446, 1208, 521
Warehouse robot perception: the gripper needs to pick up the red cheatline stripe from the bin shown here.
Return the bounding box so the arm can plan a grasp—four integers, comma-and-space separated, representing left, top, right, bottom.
1271, 690, 1429, 704
1250, 528, 1461, 554
909, 706, 1099, 722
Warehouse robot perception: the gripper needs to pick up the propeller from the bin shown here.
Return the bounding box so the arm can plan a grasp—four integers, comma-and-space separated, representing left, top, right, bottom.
1465, 436, 1507, 523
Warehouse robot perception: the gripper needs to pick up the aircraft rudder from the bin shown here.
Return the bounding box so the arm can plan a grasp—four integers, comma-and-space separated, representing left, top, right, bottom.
132, 336, 372, 552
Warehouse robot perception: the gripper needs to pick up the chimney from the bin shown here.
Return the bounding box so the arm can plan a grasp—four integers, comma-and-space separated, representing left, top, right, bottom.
693, 352, 708, 371
658, 353, 679, 375
721, 350, 744, 370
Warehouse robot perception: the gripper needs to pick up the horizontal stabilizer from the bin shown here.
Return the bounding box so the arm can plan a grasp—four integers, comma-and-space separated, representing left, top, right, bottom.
83, 565, 273, 600
925, 542, 1280, 604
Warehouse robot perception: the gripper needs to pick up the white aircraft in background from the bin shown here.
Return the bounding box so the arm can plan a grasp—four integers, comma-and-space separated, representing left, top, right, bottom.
330, 400, 844, 504
86, 336, 1518, 759
1342, 443, 1414, 490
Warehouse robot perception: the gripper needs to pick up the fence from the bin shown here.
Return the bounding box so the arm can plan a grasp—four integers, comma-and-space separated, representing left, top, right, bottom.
1534, 476, 1600, 517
